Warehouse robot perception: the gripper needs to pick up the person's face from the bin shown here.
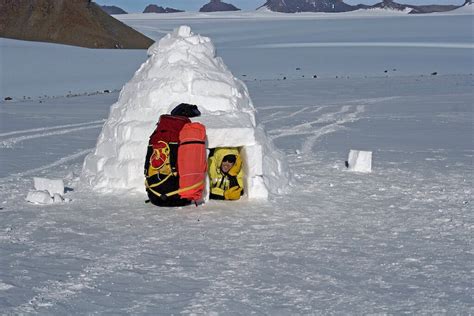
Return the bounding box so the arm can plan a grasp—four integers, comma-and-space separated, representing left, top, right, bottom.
220, 160, 234, 173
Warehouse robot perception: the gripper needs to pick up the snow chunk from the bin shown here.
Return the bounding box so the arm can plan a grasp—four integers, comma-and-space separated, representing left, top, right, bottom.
33, 177, 64, 196
347, 150, 372, 173
81, 26, 289, 199
26, 178, 71, 204
26, 190, 53, 204
52, 193, 64, 204
0, 282, 14, 291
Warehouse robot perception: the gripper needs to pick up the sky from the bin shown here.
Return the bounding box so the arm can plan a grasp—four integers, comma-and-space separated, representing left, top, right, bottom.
95, 0, 465, 12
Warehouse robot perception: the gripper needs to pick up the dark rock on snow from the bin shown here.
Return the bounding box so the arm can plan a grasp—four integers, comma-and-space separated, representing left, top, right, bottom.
258, 0, 356, 13
259, 0, 462, 13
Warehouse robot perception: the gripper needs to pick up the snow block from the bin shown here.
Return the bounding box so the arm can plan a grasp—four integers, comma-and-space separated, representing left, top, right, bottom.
81, 25, 290, 200
347, 150, 372, 173
241, 144, 263, 176
52, 193, 64, 204
33, 177, 64, 196
245, 176, 268, 200
26, 190, 53, 204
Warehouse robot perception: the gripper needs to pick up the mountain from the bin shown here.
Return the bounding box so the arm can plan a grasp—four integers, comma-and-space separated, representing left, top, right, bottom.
258, 0, 356, 13
369, 0, 408, 10
199, 0, 240, 12
100, 5, 127, 14
408, 4, 460, 13
143, 4, 184, 13
368, 0, 459, 13
0, 0, 154, 49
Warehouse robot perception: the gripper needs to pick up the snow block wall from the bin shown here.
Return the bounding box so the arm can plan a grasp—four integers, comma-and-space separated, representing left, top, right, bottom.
81, 25, 289, 199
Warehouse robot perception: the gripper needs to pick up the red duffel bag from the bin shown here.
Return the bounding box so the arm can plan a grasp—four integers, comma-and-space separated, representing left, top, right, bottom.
177, 122, 207, 202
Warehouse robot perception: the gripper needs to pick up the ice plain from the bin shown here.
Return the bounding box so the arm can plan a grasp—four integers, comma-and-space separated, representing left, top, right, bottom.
0, 10, 473, 314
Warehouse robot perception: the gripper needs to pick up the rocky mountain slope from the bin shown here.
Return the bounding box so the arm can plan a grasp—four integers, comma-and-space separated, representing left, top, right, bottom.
0, 0, 154, 49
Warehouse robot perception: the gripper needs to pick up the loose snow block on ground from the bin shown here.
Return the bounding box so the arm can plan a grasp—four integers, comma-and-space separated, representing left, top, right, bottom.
81, 25, 289, 200
347, 150, 372, 173
26, 190, 53, 204
26, 178, 71, 204
33, 177, 64, 196
25, 191, 70, 205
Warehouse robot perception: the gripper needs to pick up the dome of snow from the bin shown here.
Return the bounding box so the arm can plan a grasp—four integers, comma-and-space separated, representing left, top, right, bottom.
81, 25, 289, 199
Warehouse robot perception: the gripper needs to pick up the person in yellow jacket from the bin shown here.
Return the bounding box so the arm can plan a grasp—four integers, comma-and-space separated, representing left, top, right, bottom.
208, 147, 244, 200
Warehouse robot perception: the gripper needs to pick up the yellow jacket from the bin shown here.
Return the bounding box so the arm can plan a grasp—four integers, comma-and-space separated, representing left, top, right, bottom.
208, 147, 244, 199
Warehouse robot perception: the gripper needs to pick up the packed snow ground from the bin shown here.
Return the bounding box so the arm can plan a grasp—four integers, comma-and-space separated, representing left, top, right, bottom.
1, 12, 473, 314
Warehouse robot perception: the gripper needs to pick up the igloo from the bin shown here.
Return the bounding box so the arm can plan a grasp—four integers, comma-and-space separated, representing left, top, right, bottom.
81, 25, 289, 200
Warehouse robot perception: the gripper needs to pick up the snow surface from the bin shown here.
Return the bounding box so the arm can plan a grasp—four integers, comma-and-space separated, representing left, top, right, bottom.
1, 12, 473, 314
352, 7, 412, 15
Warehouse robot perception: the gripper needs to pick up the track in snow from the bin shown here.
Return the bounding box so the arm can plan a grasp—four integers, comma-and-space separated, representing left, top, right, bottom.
0, 120, 105, 148
260, 97, 398, 155
11, 149, 94, 178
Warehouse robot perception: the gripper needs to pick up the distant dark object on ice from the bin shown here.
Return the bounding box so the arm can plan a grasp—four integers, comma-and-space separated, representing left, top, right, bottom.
143, 4, 184, 13
200, 0, 240, 12
0, 0, 154, 49
258, 0, 461, 13
431, 72, 438, 76
100, 5, 127, 14
4, 97, 13, 101
258, 0, 356, 13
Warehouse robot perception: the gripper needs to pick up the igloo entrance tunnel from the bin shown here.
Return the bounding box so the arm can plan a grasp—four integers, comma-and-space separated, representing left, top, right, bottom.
81, 26, 289, 200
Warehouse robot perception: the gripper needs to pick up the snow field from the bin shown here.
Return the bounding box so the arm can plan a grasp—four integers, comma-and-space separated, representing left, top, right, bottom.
0, 74, 472, 313
0, 12, 472, 314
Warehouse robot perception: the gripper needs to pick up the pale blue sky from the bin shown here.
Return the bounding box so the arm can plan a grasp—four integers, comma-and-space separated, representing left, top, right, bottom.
96, 0, 464, 12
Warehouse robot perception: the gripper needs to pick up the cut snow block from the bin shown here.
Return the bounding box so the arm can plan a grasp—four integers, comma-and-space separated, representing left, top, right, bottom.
347, 150, 372, 173
26, 190, 53, 204
33, 177, 64, 196
245, 176, 268, 200
52, 193, 64, 204
241, 144, 263, 177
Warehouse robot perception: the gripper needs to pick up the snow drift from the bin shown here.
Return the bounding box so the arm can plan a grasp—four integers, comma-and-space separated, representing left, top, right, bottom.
81, 25, 289, 199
